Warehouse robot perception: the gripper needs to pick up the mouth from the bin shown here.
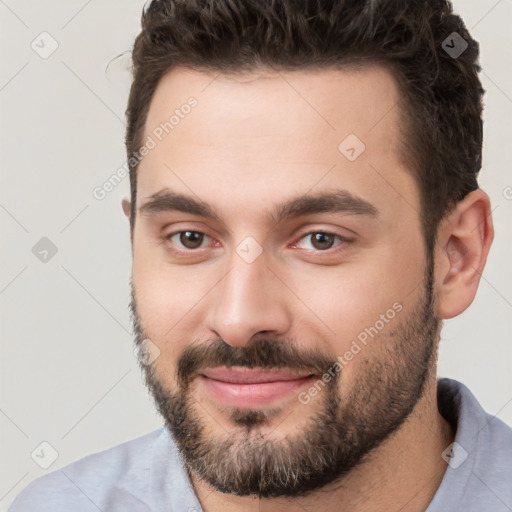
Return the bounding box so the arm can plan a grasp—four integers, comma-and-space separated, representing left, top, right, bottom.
197, 366, 318, 408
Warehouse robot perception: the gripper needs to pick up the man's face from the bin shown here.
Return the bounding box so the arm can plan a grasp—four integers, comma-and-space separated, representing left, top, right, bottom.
128, 66, 439, 497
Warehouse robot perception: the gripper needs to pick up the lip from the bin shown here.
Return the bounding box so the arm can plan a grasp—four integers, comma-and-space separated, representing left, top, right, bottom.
197, 366, 316, 408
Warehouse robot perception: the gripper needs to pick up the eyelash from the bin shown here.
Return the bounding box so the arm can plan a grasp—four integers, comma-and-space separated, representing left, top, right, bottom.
163, 229, 352, 256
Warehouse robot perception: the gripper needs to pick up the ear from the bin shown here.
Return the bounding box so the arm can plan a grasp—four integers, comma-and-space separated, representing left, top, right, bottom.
434, 189, 494, 319
122, 198, 131, 218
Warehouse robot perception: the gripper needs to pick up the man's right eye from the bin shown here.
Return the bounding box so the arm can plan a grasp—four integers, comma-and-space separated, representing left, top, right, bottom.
165, 230, 212, 251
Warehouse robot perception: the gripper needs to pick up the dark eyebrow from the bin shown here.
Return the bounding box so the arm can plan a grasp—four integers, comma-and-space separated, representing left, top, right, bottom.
269, 190, 378, 223
139, 188, 378, 224
139, 189, 221, 221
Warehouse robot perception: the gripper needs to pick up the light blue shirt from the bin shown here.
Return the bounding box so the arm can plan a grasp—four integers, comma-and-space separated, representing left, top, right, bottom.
6, 378, 512, 511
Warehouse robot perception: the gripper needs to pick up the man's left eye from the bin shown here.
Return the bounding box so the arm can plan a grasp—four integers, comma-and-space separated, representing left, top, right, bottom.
295, 232, 348, 251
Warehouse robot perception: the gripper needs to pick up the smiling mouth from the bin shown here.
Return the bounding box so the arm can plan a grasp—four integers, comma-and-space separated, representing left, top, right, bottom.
197, 366, 318, 408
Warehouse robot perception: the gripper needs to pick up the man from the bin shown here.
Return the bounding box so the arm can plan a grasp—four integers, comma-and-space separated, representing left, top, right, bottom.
8, 0, 512, 511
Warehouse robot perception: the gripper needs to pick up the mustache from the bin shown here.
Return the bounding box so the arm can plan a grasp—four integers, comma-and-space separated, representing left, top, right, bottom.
176, 337, 339, 389
129, 288, 340, 389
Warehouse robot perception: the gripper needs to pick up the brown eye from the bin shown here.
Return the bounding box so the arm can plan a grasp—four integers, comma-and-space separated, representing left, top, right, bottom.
309, 233, 336, 250
166, 231, 208, 250
179, 231, 204, 249
295, 231, 349, 252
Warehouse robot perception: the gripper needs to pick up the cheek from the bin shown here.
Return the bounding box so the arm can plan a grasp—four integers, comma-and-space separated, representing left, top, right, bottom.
288, 248, 420, 358
132, 249, 216, 359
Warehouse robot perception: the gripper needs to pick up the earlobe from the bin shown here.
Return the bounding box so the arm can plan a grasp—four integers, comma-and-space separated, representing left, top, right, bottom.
122, 198, 131, 218
435, 189, 494, 319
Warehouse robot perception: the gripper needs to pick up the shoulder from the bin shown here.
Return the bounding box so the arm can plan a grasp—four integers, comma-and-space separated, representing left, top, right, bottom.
6, 427, 166, 512
432, 379, 512, 511
466, 393, 512, 503
438, 377, 512, 456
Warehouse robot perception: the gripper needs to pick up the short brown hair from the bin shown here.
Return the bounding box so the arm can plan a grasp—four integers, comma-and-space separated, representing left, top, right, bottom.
125, 0, 483, 252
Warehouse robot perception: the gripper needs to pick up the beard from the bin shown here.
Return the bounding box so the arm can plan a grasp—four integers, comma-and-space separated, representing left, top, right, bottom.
129, 261, 439, 499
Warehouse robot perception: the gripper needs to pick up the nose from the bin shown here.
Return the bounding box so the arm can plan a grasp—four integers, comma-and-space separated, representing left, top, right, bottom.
205, 254, 292, 348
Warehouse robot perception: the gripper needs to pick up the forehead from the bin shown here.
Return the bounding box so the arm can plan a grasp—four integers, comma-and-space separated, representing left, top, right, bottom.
137, 65, 419, 226
143, 65, 403, 149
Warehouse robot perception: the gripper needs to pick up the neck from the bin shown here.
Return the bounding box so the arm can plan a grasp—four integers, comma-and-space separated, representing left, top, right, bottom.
189, 375, 454, 512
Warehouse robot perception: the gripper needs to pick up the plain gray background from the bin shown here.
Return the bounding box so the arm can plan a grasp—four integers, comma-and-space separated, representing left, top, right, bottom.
1, 0, 511, 508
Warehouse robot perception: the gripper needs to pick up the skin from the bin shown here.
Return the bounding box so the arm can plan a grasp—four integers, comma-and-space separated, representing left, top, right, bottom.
122, 66, 493, 511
